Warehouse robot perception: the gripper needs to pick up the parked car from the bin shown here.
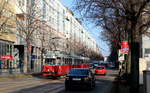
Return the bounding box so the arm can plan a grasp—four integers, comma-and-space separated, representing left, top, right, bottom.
95, 66, 107, 75
65, 68, 95, 90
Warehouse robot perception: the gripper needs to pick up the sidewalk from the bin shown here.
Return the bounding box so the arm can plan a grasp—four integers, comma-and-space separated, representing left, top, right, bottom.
0, 73, 41, 82
111, 77, 144, 93
0, 74, 64, 93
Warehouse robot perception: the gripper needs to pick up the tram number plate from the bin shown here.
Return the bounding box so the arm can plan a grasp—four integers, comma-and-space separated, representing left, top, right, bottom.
72, 78, 81, 81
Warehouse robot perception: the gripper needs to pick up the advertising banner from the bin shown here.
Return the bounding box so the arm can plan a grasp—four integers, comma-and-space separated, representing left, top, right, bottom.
0, 55, 14, 60
121, 41, 129, 54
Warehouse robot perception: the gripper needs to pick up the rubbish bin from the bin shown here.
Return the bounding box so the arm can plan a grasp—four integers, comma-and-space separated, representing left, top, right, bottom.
143, 70, 150, 93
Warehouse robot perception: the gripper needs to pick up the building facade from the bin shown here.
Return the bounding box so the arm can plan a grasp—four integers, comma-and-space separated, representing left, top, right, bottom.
142, 32, 150, 59
0, 0, 102, 75
0, 0, 19, 75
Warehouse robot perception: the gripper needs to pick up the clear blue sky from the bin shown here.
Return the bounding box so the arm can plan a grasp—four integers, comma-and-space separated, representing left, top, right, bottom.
60, 0, 110, 56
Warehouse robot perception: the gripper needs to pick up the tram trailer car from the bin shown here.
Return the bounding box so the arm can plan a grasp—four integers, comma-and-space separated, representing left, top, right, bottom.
42, 57, 90, 77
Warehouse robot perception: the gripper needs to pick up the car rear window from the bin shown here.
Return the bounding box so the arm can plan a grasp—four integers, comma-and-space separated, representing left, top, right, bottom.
69, 69, 89, 75
96, 67, 104, 69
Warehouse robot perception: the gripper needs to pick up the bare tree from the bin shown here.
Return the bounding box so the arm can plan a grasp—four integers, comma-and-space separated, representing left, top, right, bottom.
0, 0, 15, 33
16, 0, 42, 73
74, 0, 150, 92
35, 21, 64, 67
74, 0, 149, 48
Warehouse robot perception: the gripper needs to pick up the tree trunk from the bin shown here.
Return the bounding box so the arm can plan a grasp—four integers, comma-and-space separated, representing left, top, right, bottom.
130, 41, 140, 93
23, 46, 28, 73
25, 41, 31, 73
27, 47, 31, 73
41, 49, 44, 71
129, 20, 140, 93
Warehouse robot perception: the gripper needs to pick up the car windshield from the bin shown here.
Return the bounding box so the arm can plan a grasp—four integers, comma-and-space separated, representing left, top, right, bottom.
96, 67, 104, 69
69, 69, 89, 76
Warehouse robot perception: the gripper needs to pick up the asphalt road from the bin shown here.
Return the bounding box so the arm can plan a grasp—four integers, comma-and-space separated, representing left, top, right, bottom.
0, 69, 118, 93
58, 70, 118, 93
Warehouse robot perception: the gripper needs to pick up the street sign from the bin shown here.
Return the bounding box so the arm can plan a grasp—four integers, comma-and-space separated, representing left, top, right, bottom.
121, 41, 129, 54
118, 50, 124, 61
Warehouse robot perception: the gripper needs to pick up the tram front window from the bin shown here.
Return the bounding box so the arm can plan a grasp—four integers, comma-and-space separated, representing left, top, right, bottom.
45, 61, 53, 65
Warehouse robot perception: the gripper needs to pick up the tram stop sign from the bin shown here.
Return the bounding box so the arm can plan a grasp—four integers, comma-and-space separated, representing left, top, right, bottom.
121, 41, 129, 54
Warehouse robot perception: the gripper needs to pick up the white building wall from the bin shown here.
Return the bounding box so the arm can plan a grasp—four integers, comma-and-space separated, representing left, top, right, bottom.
14, 0, 101, 56
142, 28, 150, 58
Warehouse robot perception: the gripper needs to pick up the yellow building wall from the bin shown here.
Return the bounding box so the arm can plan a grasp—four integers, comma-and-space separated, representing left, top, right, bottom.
0, 0, 16, 43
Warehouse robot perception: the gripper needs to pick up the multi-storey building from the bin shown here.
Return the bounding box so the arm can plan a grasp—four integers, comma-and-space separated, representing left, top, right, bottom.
0, 0, 102, 75
0, 0, 17, 75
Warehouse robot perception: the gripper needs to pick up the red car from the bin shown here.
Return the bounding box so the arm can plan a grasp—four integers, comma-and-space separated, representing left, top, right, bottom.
95, 66, 107, 75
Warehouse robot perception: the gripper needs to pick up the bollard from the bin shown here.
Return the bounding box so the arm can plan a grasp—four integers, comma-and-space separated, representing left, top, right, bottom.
143, 70, 150, 93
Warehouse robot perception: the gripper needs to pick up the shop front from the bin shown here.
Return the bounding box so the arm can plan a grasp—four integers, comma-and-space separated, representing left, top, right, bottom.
0, 40, 15, 75
0, 40, 25, 76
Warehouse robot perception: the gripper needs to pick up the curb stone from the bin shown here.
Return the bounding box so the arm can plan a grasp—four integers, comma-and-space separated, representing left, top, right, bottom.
0, 74, 35, 81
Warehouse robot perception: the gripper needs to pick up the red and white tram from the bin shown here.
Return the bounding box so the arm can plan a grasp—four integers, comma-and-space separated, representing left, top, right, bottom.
42, 54, 90, 77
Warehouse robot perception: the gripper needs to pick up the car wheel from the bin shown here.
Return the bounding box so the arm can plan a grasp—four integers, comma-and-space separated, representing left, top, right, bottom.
92, 81, 95, 88
65, 86, 70, 91
88, 82, 93, 90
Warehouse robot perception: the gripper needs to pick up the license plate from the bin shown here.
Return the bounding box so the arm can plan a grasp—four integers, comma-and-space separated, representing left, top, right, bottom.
72, 78, 81, 81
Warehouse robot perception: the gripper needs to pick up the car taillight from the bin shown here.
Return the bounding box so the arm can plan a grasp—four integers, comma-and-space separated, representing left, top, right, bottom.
84, 77, 91, 80
65, 77, 69, 80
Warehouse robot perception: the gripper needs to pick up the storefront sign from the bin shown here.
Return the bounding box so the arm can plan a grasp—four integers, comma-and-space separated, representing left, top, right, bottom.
118, 50, 124, 61
0, 55, 14, 60
31, 55, 38, 59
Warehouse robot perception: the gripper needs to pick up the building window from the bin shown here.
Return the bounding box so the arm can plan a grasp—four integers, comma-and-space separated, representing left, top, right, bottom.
145, 48, 150, 54
31, 0, 35, 5
18, 0, 24, 6
43, 0, 46, 18
0, 41, 14, 70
